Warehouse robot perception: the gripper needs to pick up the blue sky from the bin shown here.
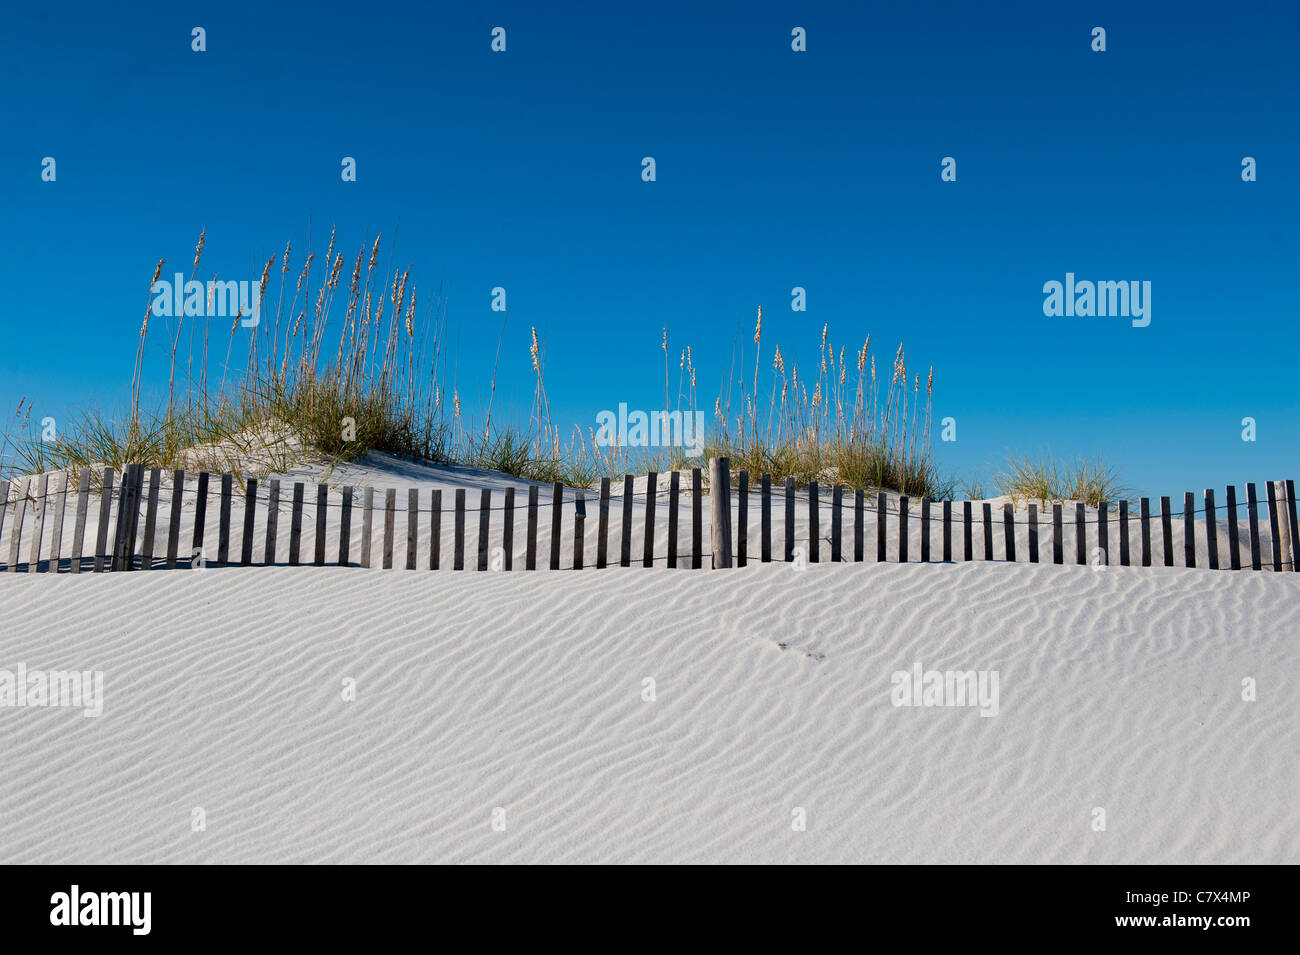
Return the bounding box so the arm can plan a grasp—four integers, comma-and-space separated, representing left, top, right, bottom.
2, 0, 1296, 496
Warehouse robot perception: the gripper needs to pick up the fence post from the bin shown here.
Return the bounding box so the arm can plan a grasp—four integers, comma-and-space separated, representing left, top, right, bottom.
1052, 503, 1063, 565
1203, 490, 1218, 570
266, 478, 282, 567
1273, 480, 1293, 571
643, 472, 658, 567
503, 488, 514, 571
408, 488, 420, 570
807, 480, 819, 564
1076, 502, 1086, 566
70, 468, 91, 574
1265, 482, 1282, 571
1140, 498, 1152, 567
550, 482, 563, 570
1224, 486, 1240, 570
919, 497, 930, 563
901, 495, 911, 563
29, 472, 48, 573
218, 473, 234, 567
454, 488, 466, 570
481, 488, 494, 571
93, 468, 114, 573
288, 482, 305, 566
525, 485, 538, 570
709, 456, 733, 569
50, 471, 69, 572
878, 493, 888, 562
573, 493, 586, 570
664, 473, 677, 569
1286, 480, 1299, 572
359, 484, 373, 569
831, 485, 843, 562
339, 486, 352, 566
962, 500, 972, 561
1183, 491, 1195, 568
1028, 503, 1038, 563
856, 489, 866, 562
110, 465, 133, 572
621, 475, 634, 568
191, 471, 209, 568
429, 489, 442, 570
598, 478, 612, 569
240, 477, 256, 567
762, 474, 773, 563
692, 468, 703, 569
942, 500, 952, 562
1098, 501, 1108, 566
1003, 503, 1015, 562
315, 483, 329, 567
1245, 483, 1261, 570
786, 478, 797, 563
1119, 499, 1130, 566
738, 471, 749, 566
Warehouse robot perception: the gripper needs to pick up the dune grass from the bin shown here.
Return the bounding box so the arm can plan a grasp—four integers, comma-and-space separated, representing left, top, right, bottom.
994, 452, 1128, 508
3, 230, 954, 498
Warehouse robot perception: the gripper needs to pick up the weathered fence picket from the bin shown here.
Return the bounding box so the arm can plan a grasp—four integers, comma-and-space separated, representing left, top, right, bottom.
93, 468, 114, 573
877, 493, 888, 563
831, 484, 843, 563
71, 468, 91, 574
550, 482, 563, 571
1225, 486, 1240, 570
761, 474, 773, 563
314, 483, 328, 567
738, 471, 749, 567
620, 475, 633, 568
598, 478, 611, 569
807, 481, 820, 564
266, 479, 283, 567
429, 490, 441, 570
288, 482, 305, 566
481, 488, 494, 571
665, 473, 677, 569
526, 485, 538, 570
942, 499, 952, 563
643, 472, 657, 568
899, 495, 909, 563
503, 488, 514, 571
339, 486, 352, 566
240, 477, 256, 567
1204, 490, 1218, 571
692, 468, 702, 569
29, 473, 48, 573
453, 488, 466, 571
1028, 503, 1038, 563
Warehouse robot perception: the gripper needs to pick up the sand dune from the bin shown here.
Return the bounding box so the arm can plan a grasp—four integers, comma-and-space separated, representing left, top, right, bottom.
1, 452, 1292, 573
1, 556, 1296, 863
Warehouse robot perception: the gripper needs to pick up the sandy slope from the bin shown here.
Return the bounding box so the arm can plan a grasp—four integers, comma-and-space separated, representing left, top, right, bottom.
0, 558, 1296, 864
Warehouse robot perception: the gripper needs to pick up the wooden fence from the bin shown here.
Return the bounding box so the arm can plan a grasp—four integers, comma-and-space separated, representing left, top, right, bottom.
0, 459, 1296, 574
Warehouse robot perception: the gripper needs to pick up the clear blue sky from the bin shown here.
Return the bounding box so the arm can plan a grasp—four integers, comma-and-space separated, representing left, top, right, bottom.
2, 0, 1296, 497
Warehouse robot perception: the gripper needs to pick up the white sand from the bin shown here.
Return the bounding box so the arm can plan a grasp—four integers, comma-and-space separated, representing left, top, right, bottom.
0, 453, 1297, 863
1, 558, 1297, 863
